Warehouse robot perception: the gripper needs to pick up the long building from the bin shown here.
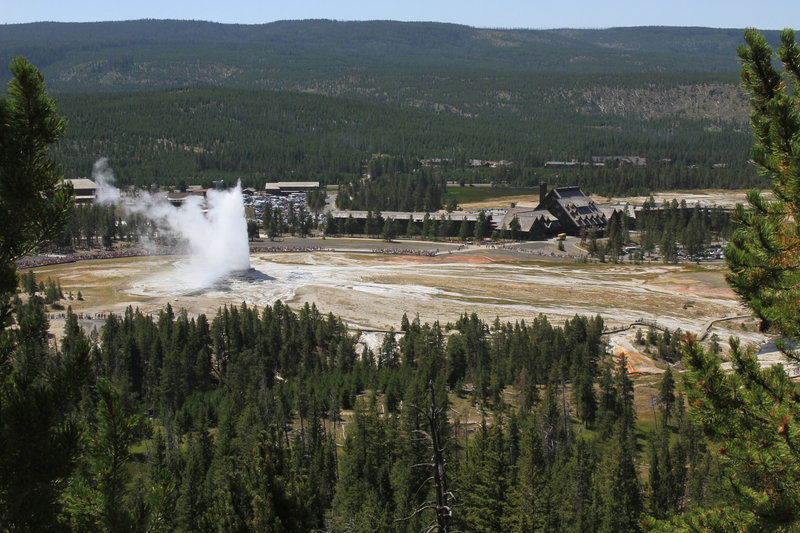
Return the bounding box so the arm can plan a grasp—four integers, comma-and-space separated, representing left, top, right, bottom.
264, 181, 320, 195
329, 210, 482, 223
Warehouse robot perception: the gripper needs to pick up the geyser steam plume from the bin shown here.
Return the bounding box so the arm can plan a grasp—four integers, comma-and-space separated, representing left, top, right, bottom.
91, 158, 251, 290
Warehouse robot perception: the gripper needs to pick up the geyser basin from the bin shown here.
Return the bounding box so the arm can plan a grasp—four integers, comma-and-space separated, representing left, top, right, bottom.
39, 249, 761, 350
122, 252, 746, 335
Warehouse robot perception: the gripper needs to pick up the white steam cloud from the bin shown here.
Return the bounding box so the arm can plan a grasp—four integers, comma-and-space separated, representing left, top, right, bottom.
92, 158, 120, 204
91, 158, 251, 290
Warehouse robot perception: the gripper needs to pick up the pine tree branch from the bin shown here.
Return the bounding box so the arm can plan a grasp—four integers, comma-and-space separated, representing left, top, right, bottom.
394, 501, 438, 522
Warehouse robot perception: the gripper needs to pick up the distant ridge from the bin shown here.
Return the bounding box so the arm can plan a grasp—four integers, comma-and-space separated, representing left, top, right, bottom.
0, 20, 783, 91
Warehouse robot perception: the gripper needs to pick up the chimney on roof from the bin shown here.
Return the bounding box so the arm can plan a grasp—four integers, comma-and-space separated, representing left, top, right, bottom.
539, 182, 547, 206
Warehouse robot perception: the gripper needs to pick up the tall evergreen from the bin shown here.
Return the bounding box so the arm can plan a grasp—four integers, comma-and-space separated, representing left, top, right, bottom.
0, 57, 86, 530
330, 395, 395, 530
593, 424, 642, 533
459, 420, 508, 533
648, 29, 800, 532
726, 28, 800, 336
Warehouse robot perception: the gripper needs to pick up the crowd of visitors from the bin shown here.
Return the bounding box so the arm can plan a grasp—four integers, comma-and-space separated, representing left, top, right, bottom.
17, 242, 446, 270
15, 247, 180, 269
369, 247, 439, 257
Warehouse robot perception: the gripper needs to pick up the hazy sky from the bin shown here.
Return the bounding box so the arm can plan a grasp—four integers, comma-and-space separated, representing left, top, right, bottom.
2, 0, 797, 30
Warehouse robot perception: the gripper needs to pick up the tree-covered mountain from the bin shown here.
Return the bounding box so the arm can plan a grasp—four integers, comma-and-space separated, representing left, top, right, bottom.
0, 20, 777, 191
0, 20, 780, 86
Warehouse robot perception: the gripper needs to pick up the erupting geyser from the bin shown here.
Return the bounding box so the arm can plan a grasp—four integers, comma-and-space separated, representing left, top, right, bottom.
92, 158, 251, 291
154, 182, 251, 288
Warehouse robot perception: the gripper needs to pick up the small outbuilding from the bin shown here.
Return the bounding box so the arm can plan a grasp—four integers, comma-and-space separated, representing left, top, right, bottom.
64, 178, 98, 204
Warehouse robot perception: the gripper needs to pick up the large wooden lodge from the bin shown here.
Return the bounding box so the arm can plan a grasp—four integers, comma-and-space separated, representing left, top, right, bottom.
498, 183, 614, 239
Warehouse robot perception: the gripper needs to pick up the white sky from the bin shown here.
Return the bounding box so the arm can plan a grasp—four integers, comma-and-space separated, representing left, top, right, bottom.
1, 0, 796, 30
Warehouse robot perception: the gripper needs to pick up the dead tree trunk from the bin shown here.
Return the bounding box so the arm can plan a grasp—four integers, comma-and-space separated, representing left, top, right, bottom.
397, 380, 455, 533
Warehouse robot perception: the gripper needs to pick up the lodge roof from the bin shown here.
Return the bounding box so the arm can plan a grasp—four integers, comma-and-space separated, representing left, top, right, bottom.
541, 187, 607, 231
499, 207, 558, 232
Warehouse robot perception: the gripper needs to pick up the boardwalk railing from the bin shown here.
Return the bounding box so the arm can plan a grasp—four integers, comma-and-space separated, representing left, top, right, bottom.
602, 316, 751, 340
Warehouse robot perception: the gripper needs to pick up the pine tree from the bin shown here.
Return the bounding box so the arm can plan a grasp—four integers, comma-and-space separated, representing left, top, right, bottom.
474, 211, 489, 241
381, 216, 397, 241
647, 426, 687, 520
0, 57, 83, 531
176, 430, 214, 530
459, 420, 508, 533
61, 379, 169, 531
330, 396, 394, 529
657, 367, 675, 427
593, 424, 642, 533
406, 217, 418, 238
725, 29, 800, 336
573, 368, 597, 428
647, 29, 800, 532
458, 218, 470, 241
395, 380, 455, 533
503, 413, 548, 532
0, 57, 73, 303
509, 216, 521, 241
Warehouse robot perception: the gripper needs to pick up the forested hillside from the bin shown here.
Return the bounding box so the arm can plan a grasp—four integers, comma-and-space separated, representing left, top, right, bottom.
50, 82, 758, 193
7, 292, 724, 531
2, 20, 775, 193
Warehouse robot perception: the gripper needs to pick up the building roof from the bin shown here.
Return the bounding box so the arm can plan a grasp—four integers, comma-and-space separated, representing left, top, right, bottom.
64, 178, 97, 203
264, 181, 320, 191
65, 178, 97, 190
542, 187, 606, 231
592, 155, 647, 167
597, 204, 636, 220
166, 190, 207, 205
499, 207, 558, 232
330, 210, 484, 222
